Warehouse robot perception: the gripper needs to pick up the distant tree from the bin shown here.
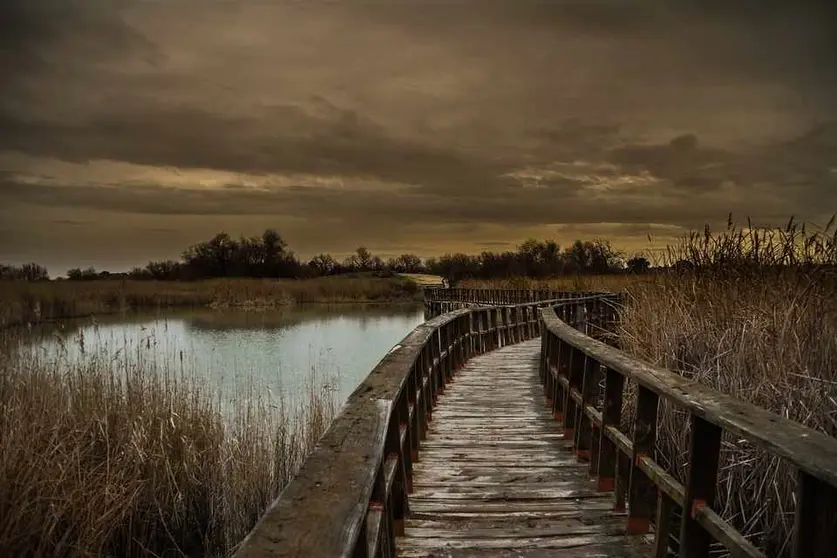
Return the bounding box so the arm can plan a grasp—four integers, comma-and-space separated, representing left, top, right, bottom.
626, 256, 651, 274
261, 228, 288, 276
145, 260, 182, 280
308, 254, 337, 276
389, 253, 424, 274
0, 263, 49, 281
128, 267, 151, 280
355, 247, 372, 271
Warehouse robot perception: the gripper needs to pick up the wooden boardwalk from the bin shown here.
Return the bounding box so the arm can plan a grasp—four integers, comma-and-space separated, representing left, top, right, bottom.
398, 339, 652, 557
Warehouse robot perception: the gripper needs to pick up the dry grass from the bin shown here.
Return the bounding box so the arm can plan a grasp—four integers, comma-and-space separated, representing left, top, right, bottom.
0, 276, 421, 329
619, 219, 837, 555
0, 329, 336, 557
619, 270, 837, 555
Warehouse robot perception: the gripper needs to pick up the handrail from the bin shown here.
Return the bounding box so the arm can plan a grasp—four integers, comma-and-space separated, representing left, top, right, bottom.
423, 287, 624, 305
234, 294, 615, 557
539, 305, 837, 558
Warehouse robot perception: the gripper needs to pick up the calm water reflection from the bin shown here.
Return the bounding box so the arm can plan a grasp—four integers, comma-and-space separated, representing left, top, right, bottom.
20, 303, 425, 410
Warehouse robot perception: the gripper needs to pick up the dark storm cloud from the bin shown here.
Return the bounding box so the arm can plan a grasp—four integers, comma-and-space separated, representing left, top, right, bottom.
0, 106, 513, 194
2, 0, 837, 268
0, 170, 804, 230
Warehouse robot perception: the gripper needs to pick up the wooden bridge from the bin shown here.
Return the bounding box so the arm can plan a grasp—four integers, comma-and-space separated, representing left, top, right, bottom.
235, 289, 837, 558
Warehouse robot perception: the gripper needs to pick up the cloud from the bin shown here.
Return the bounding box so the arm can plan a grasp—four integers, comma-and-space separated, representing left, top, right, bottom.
2, 0, 837, 269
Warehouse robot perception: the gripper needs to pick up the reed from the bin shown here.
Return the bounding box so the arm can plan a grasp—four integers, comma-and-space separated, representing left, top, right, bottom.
618, 217, 837, 555
0, 328, 337, 557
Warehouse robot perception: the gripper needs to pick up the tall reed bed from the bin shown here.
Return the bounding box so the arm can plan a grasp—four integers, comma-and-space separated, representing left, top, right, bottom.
0, 328, 336, 557
620, 217, 837, 556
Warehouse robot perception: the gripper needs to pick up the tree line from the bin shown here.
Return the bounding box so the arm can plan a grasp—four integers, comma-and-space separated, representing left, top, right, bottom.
2, 229, 654, 283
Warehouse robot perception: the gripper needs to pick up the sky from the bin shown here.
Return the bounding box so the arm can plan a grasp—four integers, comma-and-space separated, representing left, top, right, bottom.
2, 0, 836, 273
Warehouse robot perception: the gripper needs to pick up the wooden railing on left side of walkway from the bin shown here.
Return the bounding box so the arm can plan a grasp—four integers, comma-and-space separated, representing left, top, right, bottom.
233, 294, 613, 558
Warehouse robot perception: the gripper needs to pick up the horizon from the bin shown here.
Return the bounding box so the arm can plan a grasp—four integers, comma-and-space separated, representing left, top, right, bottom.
3, 1, 837, 272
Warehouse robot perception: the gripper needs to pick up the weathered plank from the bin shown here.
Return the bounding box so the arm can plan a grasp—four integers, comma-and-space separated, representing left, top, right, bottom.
398, 339, 651, 557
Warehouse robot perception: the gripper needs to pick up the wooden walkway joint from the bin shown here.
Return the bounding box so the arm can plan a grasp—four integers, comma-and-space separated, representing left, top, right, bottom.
397, 339, 651, 557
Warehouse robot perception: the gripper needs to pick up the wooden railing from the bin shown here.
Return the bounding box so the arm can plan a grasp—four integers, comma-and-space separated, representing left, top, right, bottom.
540, 305, 837, 558
233, 294, 613, 558
423, 287, 622, 305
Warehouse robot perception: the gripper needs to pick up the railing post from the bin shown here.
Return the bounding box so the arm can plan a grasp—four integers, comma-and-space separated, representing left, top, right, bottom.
679, 416, 722, 557
409, 361, 422, 458
574, 354, 598, 462
419, 348, 431, 439
597, 367, 624, 492
792, 470, 837, 558
627, 385, 659, 534
552, 338, 566, 421
563, 347, 582, 441
654, 492, 674, 558
385, 403, 409, 538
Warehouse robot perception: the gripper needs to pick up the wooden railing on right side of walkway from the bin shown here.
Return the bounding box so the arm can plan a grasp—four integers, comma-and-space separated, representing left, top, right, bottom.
540, 304, 837, 558
423, 287, 625, 306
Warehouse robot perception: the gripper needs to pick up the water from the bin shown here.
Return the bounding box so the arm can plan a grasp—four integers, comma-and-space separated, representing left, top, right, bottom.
18, 303, 426, 411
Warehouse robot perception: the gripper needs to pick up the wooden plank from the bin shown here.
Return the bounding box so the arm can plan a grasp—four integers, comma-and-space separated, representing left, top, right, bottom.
399, 339, 652, 557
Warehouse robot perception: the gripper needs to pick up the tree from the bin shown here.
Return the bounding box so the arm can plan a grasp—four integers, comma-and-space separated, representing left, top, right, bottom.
308, 254, 337, 276
261, 229, 288, 276
389, 253, 424, 274
0, 263, 49, 281
145, 260, 182, 280
626, 256, 651, 274
355, 247, 372, 271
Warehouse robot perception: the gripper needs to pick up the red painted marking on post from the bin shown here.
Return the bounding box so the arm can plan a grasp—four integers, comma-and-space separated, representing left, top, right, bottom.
691, 498, 707, 518
597, 477, 615, 492
626, 517, 650, 534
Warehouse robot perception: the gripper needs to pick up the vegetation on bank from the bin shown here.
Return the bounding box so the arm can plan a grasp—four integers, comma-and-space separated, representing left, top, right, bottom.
0, 275, 422, 329
1, 228, 642, 285
0, 330, 336, 557
468, 217, 837, 556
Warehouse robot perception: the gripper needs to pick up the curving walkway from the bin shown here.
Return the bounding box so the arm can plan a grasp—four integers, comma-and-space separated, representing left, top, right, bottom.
397, 339, 651, 557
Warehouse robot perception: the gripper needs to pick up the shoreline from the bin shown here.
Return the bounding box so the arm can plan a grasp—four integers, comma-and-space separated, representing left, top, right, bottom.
0, 276, 426, 330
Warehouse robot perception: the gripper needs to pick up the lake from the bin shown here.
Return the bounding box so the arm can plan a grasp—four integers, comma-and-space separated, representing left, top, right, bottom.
17, 303, 427, 413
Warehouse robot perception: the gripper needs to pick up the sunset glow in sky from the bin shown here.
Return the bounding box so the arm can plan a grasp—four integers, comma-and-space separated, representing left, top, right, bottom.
2, 1, 836, 272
